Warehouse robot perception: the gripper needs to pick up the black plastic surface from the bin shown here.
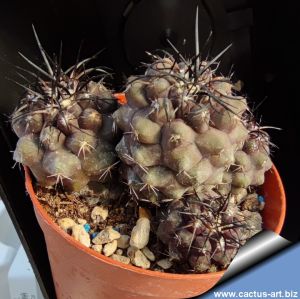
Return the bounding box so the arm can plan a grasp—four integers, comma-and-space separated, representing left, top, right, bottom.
0, 1, 298, 298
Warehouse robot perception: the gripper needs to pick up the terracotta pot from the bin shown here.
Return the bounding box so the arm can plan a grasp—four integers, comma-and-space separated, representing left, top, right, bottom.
24, 163, 286, 299
23, 91, 286, 299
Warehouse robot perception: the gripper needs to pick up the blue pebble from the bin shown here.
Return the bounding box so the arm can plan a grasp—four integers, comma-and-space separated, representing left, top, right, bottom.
84, 223, 91, 232
91, 232, 98, 239
258, 195, 265, 203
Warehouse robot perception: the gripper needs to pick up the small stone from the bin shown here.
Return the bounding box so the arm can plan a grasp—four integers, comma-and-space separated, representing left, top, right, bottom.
86, 197, 100, 207
91, 232, 98, 239
259, 202, 265, 210
258, 195, 265, 203
153, 268, 164, 272
91, 205, 109, 224
127, 246, 137, 260
83, 223, 91, 232
72, 225, 91, 247
92, 244, 103, 253
142, 247, 156, 262
111, 254, 130, 265
116, 224, 130, 235
77, 218, 87, 225
78, 205, 89, 214
116, 249, 123, 255
117, 235, 130, 249
157, 259, 173, 270
232, 188, 248, 204
241, 193, 260, 212
130, 217, 150, 249
257, 195, 266, 211
132, 250, 151, 269
57, 218, 76, 232
92, 226, 121, 245
103, 240, 118, 256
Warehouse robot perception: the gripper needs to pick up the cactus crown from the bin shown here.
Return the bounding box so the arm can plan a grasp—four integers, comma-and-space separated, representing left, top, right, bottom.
11, 26, 116, 135
113, 41, 274, 206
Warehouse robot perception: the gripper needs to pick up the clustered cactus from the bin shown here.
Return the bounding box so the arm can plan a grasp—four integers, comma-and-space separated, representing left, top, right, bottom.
156, 193, 263, 272
111, 52, 272, 272
114, 55, 272, 205
11, 27, 119, 192
11, 27, 274, 274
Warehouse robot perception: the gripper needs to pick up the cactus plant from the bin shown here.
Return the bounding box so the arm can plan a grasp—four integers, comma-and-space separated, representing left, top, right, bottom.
113, 53, 273, 205
112, 41, 275, 272
156, 193, 263, 272
11, 25, 277, 275
11, 26, 119, 192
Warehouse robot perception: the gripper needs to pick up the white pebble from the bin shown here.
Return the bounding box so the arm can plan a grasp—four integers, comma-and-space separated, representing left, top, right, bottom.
116, 249, 123, 255
132, 250, 150, 269
157, 259, 173, 270
57, 218, 76, 232
72, 225, 91, 247
91, 205, 109, 223
111, 254, 131, 265
92, 226, 121, 245
92, 244, 103, 253
77, 218, 87, 225
79, 206, 89, 214
142, 247, 156, 262
103, 240, 118, 256
117, 235, 130, 249
130, 217, 150, 249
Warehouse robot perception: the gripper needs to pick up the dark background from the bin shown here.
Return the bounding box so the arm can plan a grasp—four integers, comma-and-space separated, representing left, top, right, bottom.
0, 1, 299, 298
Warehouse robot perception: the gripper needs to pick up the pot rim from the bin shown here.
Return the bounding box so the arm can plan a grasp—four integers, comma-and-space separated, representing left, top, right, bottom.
24, 164, 285, 280
267, 165, 286, 233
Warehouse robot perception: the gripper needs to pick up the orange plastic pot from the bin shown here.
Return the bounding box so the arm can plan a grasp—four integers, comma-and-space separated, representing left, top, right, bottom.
24, 164, 286, 299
